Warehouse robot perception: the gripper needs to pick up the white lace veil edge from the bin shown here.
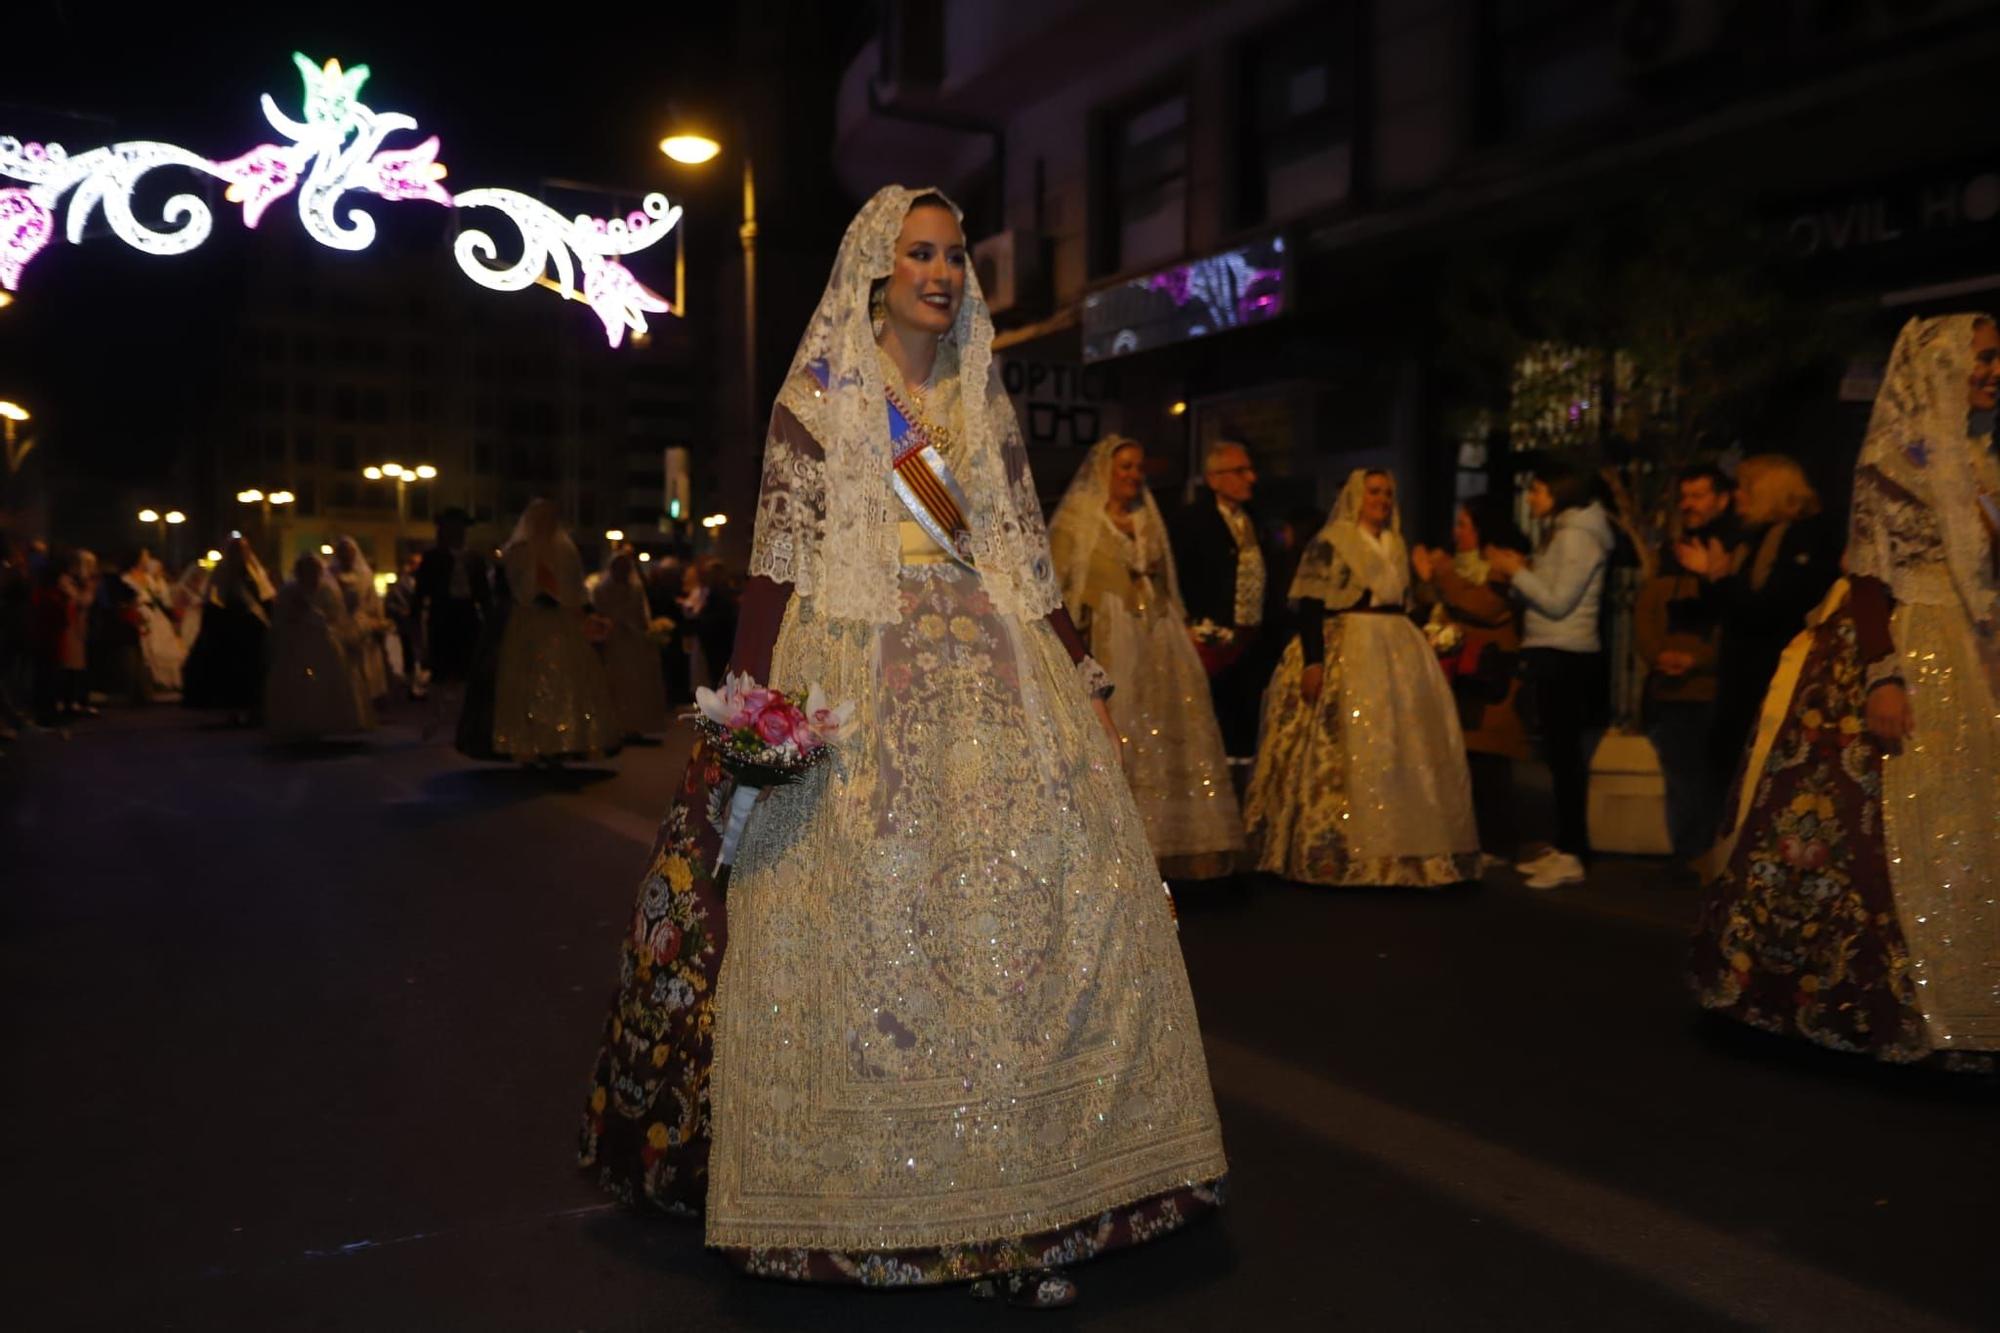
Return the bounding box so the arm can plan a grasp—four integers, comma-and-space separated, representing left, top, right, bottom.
1847, 313, 1996, 618
1048, 435, 1183, 614
1288, 468, 1404, 605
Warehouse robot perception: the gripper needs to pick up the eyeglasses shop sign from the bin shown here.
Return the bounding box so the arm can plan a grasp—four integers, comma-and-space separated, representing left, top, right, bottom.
1001, 360, 1119, 450
1788, 169, 2000, 258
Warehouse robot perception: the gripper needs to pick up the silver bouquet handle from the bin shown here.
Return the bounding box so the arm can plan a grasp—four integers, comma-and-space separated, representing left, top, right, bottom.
716, 783, 761, 869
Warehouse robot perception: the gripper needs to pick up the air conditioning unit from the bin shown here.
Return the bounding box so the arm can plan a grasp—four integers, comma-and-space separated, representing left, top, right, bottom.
972, 229, 1047, 317
1619, 0, 1722, 74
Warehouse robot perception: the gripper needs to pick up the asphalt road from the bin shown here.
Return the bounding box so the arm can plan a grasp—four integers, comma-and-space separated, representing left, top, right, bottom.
2, 707, 1994, 1331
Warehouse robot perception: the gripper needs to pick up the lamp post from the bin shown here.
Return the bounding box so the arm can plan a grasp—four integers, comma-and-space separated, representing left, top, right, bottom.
136, 507, 187, 564
236, 487, 294, 565
0, 399, 32, 483
661, 127, 757, 540
364, 462, 437, 561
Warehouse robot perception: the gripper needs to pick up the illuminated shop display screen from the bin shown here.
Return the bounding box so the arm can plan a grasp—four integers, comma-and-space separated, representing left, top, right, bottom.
1081, 236, 1288, 363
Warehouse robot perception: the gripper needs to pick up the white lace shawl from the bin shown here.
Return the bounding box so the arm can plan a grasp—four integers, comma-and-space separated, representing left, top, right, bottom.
1846, 313, 2000, 621
1288, 468, 1408, 610
1047, 435, 1184, 618
747, 185, 1062, 626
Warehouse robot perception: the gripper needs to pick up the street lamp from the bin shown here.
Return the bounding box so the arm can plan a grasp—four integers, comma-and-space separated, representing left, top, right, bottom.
365, 461, 438, 559
0, 398, 32, 478
134, 506, 188, 560
604, 528, 626, 543
237, 486, 294, 564
661, 121, 757, 539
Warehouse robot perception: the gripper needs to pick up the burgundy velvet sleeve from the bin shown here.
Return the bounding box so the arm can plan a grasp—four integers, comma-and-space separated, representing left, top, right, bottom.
1045, 605, 1087, 664
1847, 574, 1897, 675
727, 575, 791, 684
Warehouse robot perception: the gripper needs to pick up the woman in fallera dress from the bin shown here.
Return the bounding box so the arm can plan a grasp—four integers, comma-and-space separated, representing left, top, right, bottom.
579, 186, 1227, 1309
1048, 435, 1244, 879
481, 499, 620, 765
328, 537, 391, 704
264, 554, 372, 740
1244, 468, 1481, 887
1691, 313, 2000, 1066
592, 549, 668, 740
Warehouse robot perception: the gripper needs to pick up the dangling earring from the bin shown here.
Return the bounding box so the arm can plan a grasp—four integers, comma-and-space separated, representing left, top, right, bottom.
870, 286, 888, 342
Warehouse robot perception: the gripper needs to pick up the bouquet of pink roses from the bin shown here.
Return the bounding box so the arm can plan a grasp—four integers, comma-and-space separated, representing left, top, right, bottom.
692, 672, 854, 870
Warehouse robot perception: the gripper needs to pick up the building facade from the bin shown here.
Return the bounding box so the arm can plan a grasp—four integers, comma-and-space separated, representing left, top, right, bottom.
831, 0, 2000, 535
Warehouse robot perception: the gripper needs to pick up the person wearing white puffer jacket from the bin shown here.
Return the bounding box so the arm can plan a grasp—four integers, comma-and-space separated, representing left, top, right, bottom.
1485, 459, 1616, 889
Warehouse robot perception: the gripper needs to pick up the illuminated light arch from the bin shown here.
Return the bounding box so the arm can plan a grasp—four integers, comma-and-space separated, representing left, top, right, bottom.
0, 53, 679, 347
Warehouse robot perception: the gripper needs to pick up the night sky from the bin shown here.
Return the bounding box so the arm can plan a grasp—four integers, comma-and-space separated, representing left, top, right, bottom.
1, 2, 869, 491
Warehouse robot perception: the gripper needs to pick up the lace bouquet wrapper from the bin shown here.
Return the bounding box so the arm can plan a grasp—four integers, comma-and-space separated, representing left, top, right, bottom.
1189, 618, 1237, 647
691, 672, 854, 869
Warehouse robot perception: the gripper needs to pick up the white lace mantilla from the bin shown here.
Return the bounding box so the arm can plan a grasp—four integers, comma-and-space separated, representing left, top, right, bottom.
749, 186, 1061, 627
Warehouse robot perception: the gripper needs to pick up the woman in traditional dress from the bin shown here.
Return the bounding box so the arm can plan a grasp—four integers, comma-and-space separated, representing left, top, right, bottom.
592, 549, 668, 740
481, 499, 618, 764
1244, 469, 1481, 887
579, 187, 1226, 1308
1690, 313, 2000, 1066
1412, 494, 1533, 858
1048, 435, 1244, 879
328, 537, 392, 704
125, 552, 185, 698
182, 538, 274, 725
264, 554, 373, 740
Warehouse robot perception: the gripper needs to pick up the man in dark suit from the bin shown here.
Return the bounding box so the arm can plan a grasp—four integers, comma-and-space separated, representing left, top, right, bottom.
1169, 439, 1269, 765
413, 507, 492, 739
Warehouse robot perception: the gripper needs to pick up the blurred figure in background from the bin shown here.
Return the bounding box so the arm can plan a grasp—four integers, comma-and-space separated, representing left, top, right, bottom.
265, 553, 373, 740
1635, 464, 1737, 867
478, 498, 618, 765
415, 508, 490, 740
126, 551, 186, 699
1169, 439, 1270, 768
647, 554, 688, 705
329, 537, 392, 705
1676, 454, 1840, 794
1486, 459, 1615, 890
1412, 494, 1533, 860
676, 557, 734, 692
1049, 435, 1243, 879
182, 537, 275, 726
592, 548, 668, 740
1246, 469, 1480, 888
33, 549, 97, 722
383, 552, 425, 699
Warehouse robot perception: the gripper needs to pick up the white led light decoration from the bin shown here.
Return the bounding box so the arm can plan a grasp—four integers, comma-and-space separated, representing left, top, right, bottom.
0, 53, 679, 345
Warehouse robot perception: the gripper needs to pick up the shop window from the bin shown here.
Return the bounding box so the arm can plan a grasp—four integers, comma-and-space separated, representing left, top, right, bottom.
1096, 87, 1189, 275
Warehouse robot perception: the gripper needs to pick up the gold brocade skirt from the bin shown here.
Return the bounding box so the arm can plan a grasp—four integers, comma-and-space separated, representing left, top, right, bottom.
703, 563, 1228, 1251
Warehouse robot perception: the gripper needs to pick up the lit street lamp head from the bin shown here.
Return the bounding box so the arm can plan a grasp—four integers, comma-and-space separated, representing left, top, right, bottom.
270, 490, 295, 506
138, 509, 160, 523
364, 466, 383, 480
660, 134, 721, 165
165, 511, 186, 525
237, 489, 264, 504
0, 400, 28, 421
414, 464, 437, 480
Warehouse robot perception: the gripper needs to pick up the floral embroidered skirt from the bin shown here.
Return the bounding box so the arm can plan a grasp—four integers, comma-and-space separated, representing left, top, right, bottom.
1687, 601, 1930, 1062
578, 733, 1224, 1285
